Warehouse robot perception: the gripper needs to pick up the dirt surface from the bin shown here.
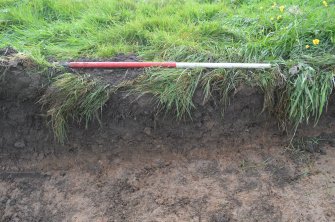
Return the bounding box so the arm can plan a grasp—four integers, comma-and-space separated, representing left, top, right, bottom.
1, 56, 335, 221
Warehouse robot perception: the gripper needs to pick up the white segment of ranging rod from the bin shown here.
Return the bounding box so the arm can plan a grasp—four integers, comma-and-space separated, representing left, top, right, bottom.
176, 62, 272, 69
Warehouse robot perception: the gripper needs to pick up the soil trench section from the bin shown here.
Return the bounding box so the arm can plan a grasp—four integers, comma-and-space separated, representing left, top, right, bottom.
1, 59, 335, 221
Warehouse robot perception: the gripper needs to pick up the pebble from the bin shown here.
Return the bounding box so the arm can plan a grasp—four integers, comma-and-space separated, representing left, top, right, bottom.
37, 153, 44, 160
14, 141, 25, 148
143, 127, 152, 136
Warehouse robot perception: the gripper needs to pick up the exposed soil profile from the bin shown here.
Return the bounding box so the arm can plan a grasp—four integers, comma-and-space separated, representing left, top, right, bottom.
1, 56, 335, 221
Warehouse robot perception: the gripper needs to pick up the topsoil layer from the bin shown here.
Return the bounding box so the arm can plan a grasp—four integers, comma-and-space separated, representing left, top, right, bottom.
1, 56, 335, 222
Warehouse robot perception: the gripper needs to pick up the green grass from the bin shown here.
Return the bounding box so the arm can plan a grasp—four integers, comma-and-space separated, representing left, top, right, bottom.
1, 0, 335, 140
38, 72, 135, 142
288, 65, 334, 127
39, 73, 113, 142
134, 68, 203, 118
1, 0, 334, 63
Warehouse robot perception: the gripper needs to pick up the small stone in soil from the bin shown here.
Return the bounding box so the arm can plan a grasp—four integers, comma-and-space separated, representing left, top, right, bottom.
143, 127, 152, 136
14, 141, 26, 148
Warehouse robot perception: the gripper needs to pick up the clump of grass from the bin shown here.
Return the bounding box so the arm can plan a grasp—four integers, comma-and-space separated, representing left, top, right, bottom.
133, 68, 281, 119
134, 68, 203, 118
39, 73, 112, 142
201, 69, 244, 113
252, 70, 279, 112
201, 68, 282, 115
287, 64, 334, 128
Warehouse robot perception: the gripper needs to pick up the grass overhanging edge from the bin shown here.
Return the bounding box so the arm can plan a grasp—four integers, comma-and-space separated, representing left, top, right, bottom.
38, 62, 334, 143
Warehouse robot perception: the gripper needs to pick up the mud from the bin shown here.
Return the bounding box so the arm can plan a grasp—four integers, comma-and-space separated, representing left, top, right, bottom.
1, 56, 335, 221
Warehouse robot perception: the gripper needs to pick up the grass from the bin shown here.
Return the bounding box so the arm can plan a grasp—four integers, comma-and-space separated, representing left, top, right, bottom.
1, 0, 334, 63
1, 0, 334, 140
39, 73, 113, 142
288, 65, 334, 128
38, 72, 135, 142
134, 68, 204, 118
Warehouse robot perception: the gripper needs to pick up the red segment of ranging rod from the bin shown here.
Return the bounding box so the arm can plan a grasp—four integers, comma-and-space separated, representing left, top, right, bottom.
68, 62, 177, 68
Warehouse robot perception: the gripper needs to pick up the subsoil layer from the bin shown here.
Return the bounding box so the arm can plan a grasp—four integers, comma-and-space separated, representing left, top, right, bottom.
1, 57, 335, 221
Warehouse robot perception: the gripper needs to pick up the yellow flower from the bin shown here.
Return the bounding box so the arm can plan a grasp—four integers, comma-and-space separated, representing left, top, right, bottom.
277, 15, 282, 20
313, 39, 320, 45
272, 2, 277, 8
323, 1, 328, 7
279, 5, 285, 12
305, 45, 310, 49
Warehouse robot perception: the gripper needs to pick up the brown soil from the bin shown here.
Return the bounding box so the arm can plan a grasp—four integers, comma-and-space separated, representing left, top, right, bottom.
1, 54, 335, 222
